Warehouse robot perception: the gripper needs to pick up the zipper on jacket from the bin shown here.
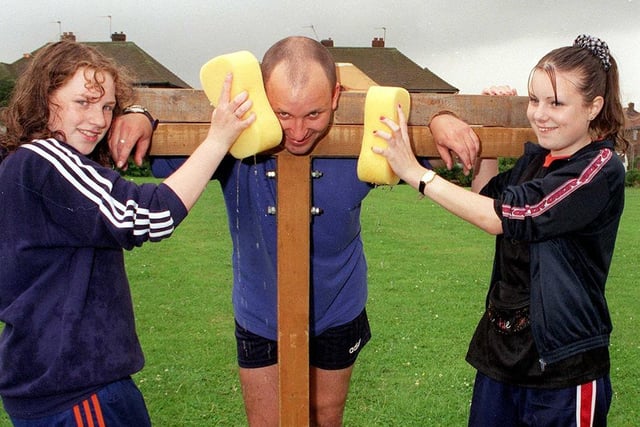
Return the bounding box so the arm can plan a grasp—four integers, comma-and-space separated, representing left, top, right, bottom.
539, 358, 546, 372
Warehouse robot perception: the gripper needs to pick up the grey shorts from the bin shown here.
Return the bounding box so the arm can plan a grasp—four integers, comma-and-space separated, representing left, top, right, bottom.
235, 308, 371, 370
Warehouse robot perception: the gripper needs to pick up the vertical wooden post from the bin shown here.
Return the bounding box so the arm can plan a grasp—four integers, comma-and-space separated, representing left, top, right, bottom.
276, 152, 311, 426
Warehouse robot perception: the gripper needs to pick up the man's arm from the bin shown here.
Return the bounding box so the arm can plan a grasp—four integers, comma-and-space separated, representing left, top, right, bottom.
470, 86, 518, 191
428, 112, 479, 175
428, 86, 518, 191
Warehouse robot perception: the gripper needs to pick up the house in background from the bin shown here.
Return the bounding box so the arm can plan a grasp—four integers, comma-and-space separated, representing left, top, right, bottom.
624, 102, 640, 168
322, 37, 458, 93
3, 34, 459, 94
3, 32, 190, 89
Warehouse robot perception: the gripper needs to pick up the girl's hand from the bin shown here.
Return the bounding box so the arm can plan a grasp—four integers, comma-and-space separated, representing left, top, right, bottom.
206, 73, 256, 150
371, 104, 425, 185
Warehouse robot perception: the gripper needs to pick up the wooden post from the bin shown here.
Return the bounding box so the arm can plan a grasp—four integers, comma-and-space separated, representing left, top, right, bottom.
137, 88, 534, 424
276, 152, 311, 426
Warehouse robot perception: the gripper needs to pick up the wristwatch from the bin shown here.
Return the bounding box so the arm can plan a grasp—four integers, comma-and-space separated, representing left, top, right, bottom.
418, 169, 437, 194
122, 105, 159, 131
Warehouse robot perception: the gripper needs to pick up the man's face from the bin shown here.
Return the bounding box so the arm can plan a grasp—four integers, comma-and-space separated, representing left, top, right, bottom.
265, 62, 340, 155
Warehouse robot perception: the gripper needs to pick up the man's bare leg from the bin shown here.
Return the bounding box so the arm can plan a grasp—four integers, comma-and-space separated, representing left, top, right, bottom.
310, 365, 354, 427
239, 364, 354, 427
239, 365, 279, 427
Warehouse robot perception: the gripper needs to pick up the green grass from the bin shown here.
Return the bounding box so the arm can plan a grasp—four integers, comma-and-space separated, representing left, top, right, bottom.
1, 182, 638, 426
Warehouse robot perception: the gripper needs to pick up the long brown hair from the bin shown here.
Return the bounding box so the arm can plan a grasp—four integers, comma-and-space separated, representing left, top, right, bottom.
0, 41, 135, 165
529, 36, 629, 153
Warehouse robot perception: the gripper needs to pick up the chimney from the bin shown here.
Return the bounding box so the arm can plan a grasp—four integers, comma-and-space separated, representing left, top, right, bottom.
371, 37, 385, 48
321, 38, 334, 47
60, 32, 76, 42
111, 32, 127, 42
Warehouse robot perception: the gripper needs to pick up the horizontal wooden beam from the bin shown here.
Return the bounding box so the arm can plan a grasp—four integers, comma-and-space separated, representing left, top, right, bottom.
333, 92, 532, 127
135, 89, 211, 122
149, 123, 536, 158
135, 88, 531, 127
137, 88, 535, 159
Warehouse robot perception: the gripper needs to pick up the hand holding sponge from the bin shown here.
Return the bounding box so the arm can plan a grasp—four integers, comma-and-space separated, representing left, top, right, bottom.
200, 51, 282, 159
357, 86, 411, 185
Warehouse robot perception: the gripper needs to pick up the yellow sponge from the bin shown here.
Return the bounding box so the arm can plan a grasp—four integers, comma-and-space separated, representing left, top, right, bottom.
357, 86, 411, 185
200, 51, 282, 159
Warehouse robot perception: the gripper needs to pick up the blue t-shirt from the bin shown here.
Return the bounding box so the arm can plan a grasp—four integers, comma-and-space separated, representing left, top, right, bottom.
153, 155, 372, 340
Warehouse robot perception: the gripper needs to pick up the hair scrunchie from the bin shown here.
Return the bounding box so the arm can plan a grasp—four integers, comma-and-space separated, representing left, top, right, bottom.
574, 34, 611, 71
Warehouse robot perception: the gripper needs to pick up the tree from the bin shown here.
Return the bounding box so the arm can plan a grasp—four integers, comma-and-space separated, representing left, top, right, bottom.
0, 78, 16, 108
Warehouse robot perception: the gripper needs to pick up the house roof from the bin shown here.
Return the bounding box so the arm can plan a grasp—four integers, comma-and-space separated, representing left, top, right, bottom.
83, 41, 190, 88
625, 103, 640, 129
7, 34, 190, 89
327, 46, 458, 93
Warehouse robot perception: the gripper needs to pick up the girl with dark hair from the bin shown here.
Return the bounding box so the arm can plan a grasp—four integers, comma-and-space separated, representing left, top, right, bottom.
375, 34, 627, 426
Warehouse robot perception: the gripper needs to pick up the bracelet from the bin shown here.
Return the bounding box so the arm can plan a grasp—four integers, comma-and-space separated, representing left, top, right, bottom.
122, 105, 159, 131
418, 170, 436, 194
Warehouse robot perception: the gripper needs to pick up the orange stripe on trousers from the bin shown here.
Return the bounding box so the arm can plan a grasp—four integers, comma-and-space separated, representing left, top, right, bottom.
72, 405, 84, 427
82, 400, 95, 427
90, 394, 106, 427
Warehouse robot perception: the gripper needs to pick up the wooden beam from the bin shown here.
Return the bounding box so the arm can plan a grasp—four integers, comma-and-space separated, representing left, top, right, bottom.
138, 89, 535, 159
333, 91, 531, 127
135, 88, 212, 122
135, 88, 531, 127
148, 123, 536, 158
276, 153, 311, 426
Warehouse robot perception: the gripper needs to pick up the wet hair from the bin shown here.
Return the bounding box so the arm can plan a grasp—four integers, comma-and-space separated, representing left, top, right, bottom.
261, 36, 337, 90
528, 35, 628, 153
0, 40, 135, 165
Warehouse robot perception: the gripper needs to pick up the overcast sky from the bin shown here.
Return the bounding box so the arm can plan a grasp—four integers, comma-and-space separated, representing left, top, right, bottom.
2, 0, 639, 104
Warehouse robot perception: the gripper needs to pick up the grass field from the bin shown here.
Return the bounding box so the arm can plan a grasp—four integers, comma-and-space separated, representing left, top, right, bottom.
1, 182, 638, 426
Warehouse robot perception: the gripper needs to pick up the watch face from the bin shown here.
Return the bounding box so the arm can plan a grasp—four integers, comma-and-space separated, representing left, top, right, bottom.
126, 106, 146, 113
122, 106, 157, 129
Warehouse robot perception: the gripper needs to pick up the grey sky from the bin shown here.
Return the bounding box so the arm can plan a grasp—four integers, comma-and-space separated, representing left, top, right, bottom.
2, 0, 639, 103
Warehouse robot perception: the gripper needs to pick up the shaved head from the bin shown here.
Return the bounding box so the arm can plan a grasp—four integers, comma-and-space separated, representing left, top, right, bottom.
261, 36, 337, 89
